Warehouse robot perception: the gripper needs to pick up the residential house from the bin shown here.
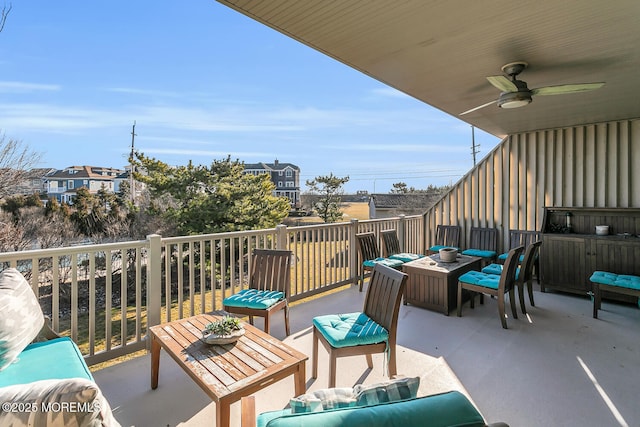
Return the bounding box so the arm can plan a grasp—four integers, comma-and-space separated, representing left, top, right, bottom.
244, 160, 301, 208
3, 168, 56, 198
43, 165, 125, 203
368, 193, 440, 219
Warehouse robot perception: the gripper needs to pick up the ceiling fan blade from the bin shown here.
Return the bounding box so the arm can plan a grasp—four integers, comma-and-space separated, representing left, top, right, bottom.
460, 99, 497, 116
532, 82, 605, 96
486, 75, 518, 92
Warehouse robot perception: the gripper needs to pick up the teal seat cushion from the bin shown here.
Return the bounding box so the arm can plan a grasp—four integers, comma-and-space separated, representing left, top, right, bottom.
388, 253, 425, 263
461, 249, 497, 259
458, 271, 500, 290
482, 263, 503, 275
590, 271, 640, 290
429, 245, 459, 252
362, 258, 404, 269
223, 289, 285, 309
498, 252, 525, 262
313, 312, 388, 348
0, 337, 93, 387
259, 391, 486, 427
482, 264, 521, 279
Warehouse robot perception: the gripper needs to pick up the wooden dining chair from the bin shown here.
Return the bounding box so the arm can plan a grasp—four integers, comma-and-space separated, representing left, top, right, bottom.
457, 245, 524, 329
223, 248, 293, 336
312, 263, 408, 387
381, 229, 424, 262
428, 225, 461, 253
461, 227, 498, 267
355, 232, 404, 292
497, 230, 541, 283
482, 241, 543, 315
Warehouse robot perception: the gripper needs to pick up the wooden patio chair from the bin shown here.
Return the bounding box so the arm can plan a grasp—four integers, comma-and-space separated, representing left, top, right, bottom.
482, 240, 542, 315
428, 225, 461, 254
457, 245, 524, 329
355, 232, 404, 292
381, 229, 424, 262
497, 229, 541, 282
461, 227, 498, 267
312, 263, 408, 387
223, 248, 293, 336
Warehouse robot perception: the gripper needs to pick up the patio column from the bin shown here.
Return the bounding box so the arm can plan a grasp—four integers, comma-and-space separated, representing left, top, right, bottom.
398, 214, 406, 251
350, 219, 359, 285
146, 234, 162, 337
276, 224, 288, 250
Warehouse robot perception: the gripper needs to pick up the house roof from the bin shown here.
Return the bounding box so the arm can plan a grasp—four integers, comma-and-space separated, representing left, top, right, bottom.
244, 161, 300, 171
216, 0, 640, 138
45, 166, 124, 180
370, 193, 440, 210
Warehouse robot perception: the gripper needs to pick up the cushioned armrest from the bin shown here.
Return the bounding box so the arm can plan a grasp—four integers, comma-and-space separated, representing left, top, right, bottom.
34, 316, 62, 342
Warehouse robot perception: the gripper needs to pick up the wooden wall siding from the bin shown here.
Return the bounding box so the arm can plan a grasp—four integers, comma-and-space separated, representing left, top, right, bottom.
424, 119, 640, 253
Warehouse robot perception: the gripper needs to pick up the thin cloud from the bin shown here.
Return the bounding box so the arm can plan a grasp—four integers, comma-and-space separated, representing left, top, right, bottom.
369, 87, 411, 99
0, 81, 61, 93
140, 147, 272, 158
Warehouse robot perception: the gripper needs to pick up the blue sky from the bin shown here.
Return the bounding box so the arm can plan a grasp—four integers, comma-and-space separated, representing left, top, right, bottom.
0, 1, 499, 194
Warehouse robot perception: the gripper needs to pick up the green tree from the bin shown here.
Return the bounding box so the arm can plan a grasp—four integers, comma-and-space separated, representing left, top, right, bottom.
390, 182, 408, 194
133, 154, 290, 234
305, 173, 349, 223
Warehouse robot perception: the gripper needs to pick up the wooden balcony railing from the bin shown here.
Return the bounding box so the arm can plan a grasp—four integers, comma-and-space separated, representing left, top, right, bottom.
0, 215, 424, 365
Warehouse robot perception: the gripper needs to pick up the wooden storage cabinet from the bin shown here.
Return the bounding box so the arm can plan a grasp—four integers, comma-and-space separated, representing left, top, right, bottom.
541, 207, 640, 299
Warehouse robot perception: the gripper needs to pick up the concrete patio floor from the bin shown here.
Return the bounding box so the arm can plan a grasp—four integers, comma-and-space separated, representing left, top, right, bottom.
94, 283, 640, 427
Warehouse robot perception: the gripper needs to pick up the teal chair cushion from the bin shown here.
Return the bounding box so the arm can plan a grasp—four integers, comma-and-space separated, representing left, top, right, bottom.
388, 253, 425, 263
312, 312, 388, 349
498, 252, 525, 262
429, 245, 460, 252
590, 271, 640, 290
461, 249, 496, 259
458, 271, 500, 290
482, 264, 522, 279
223, 289, 285, 309
481, 263, 503, 275
258, 391, 486, 427
362, 258, 404, 269
0, 337, 93, 387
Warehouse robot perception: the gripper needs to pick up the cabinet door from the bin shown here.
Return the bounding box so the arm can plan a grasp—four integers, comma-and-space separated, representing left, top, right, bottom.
591, 239, 640, 276
541, 235, 588, 293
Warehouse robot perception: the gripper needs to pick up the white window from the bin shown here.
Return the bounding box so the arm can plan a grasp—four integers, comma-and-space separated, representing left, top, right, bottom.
278, 171, 283, 176
286, 169, 292, 177
278, 181, 283, 187
286, 181, 294, 187
68, 180, 74, 189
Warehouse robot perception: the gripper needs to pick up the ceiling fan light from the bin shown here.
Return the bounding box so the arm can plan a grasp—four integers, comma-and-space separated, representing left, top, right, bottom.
498, 91, 532, 109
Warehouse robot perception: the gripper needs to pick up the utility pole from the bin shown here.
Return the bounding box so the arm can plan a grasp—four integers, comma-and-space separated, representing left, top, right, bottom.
129, 121, 136, 204
470, 125, 480, 166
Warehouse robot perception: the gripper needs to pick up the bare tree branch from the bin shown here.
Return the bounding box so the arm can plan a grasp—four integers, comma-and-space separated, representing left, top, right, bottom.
0, 3, 11, 33
0, 133, 43, 199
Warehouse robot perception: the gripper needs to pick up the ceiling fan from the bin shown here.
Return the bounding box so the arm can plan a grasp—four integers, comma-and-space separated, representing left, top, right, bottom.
460, 61, 605, 115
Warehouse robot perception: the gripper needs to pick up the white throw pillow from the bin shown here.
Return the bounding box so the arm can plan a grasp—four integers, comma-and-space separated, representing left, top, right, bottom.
0, 268, 45, 370
0, 377, 121, 426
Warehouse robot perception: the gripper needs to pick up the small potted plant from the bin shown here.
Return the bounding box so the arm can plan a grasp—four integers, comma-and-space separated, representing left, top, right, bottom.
202, 316, 245, 345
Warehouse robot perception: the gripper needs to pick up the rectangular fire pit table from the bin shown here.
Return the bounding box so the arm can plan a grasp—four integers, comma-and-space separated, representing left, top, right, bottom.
402, 254, 482, 315
150, 311, 308, 427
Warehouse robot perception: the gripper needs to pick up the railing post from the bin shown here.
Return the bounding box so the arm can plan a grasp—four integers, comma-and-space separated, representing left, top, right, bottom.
350, 219, 359, 285
276, 224, 288, 250
146, 234, 162, 339
398, 214, 406, 251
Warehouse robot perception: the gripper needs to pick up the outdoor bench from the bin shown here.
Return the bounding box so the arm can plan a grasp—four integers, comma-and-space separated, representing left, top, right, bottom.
590, 270, 640, 319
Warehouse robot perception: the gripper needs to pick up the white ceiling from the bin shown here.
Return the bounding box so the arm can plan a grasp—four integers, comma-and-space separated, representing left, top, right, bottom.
216, 0, 640, 138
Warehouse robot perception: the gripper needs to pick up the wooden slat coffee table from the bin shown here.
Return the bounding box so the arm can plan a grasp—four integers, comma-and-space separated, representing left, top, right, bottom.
150, 311, 307, 427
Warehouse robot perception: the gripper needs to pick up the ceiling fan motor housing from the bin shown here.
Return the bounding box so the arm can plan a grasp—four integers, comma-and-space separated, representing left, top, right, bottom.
498, 79, 532, 108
